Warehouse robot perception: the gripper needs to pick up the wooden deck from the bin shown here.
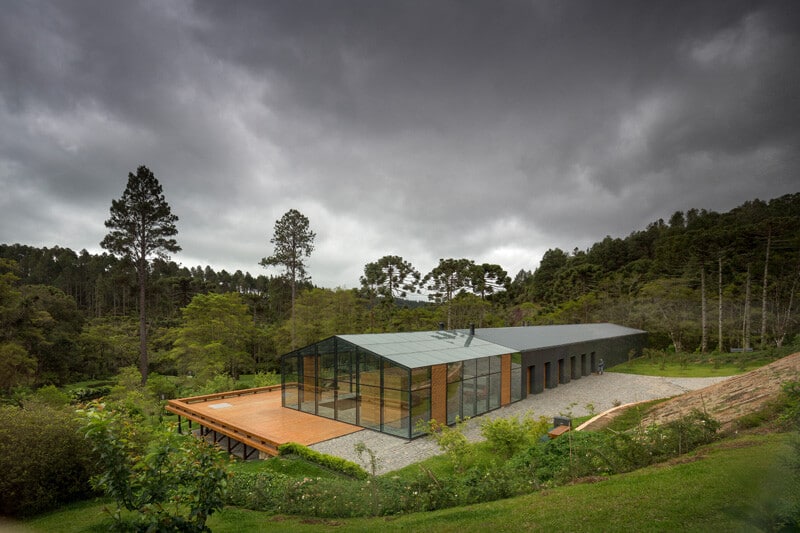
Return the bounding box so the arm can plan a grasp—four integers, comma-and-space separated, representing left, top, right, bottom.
166, 385, 362, 457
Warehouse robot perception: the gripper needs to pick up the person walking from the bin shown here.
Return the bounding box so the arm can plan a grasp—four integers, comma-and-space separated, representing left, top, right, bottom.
598, 358, 605, 375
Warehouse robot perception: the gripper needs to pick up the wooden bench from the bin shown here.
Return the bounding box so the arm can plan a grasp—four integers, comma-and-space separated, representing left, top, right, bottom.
547, 424, 571, 439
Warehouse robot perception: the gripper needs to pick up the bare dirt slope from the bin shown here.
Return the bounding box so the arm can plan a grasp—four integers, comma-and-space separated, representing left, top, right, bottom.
629, 352, 800, 431
579, 352, 800, 432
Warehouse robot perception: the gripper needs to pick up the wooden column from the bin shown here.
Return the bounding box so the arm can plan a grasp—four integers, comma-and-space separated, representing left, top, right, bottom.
501, 354, 511, 406
431, 364, 447, 424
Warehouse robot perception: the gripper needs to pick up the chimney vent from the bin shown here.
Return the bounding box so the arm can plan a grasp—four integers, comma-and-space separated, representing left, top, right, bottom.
469, 323, 475, 336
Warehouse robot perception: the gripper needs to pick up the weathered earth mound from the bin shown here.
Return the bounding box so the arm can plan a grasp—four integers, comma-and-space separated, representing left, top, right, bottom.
637, 352, 800, 431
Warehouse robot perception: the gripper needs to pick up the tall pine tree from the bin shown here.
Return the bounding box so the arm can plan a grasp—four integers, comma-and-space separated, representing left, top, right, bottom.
101, 165, 179, 384
260, 209, 315, 349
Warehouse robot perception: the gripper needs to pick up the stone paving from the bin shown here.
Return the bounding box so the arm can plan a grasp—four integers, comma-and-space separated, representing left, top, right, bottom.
309, 372, 731, 475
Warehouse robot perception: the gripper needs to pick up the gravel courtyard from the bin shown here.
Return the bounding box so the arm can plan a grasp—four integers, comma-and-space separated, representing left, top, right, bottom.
309, 372, 731, 475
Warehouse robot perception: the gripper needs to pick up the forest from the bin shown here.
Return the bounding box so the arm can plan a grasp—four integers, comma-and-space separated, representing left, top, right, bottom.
1, 192, 798, 393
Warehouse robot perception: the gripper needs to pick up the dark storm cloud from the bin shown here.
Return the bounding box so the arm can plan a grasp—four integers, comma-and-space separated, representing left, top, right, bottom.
1, 0, 798, 287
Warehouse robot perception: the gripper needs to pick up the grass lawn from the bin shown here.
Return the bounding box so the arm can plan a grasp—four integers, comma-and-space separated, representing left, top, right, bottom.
609, 360, 763, 377
20, 432, 794, 532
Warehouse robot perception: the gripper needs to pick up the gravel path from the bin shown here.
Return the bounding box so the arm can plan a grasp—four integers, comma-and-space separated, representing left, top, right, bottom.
309, 372, 731, 475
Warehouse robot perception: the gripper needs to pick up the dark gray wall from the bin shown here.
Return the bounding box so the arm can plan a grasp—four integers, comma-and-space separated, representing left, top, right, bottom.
519, 332, 647, 397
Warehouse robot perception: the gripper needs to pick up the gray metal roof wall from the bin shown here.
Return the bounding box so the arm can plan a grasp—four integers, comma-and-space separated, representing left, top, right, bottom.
461, 323, 646, 351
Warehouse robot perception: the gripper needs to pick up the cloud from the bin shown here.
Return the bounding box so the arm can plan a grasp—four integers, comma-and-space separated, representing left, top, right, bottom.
1, 0, 798, 289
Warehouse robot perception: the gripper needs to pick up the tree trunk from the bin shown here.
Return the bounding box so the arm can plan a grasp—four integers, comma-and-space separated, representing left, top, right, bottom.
717, 256, 724, 352
290, 277, 296, 350
760, 230, 771, 349
138, 258, 148, 385
700, 266, 707, 354
773, 261, 799, 348
743, 264, 751, 350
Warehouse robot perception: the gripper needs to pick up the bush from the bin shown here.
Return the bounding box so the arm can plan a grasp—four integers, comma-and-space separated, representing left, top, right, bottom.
225, 470, 290, 511
653, 409, 720, 457
71, 385, 112, 403
27, 384, 71, 407
480, 411, 549, 459
417, 418, 471, 472
252, 371, 281, 388
0, 403, 98, 516
82, 406, 231, 532
278, 442, 368, 479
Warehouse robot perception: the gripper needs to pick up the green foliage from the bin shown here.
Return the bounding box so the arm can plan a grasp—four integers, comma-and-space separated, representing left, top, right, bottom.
360, 255, 421, 301
779, 380, 800, 429
197, 373, 238, 395
71, 384, 112, 403
0, 403, 97, 516
260, 209, 316, 288
251, 370, 281, 388
81, 406, 231, 532
169, 292, 256, 380
77, 317, 139, 379
0, 341, 36, 392
225, 470, 290, 512
27, 384, 71, 407
417, 418, 471, 472
0, 261, 86, 389
479, 411, 549, 459
278, 442, 369, 479
274, 288, 366, 353
19, 433, 799, 532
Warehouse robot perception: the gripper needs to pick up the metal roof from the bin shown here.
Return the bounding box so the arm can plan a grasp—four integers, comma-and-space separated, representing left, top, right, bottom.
335, 324, 645, 369
459, 323, 647, 352
337, 330, 516, 369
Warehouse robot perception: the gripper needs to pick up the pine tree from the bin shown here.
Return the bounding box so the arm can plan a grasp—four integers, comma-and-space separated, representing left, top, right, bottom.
101, 165, 179, 384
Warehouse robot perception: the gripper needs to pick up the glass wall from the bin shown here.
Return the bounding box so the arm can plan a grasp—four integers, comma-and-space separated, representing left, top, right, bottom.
410, 367, 431, 437
446, 362, 462, 425
281, 338, 431, 439
336, 344, 357, 425
447, 355, 503, 423
299, 345, 316, 414
282, 351, 300, 409
358, 350, 382, 431
281, 340, 521, 438
510, 353, 522, 402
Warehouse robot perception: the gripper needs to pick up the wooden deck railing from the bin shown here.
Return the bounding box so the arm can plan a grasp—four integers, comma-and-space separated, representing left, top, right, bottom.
172, 384, 284, 405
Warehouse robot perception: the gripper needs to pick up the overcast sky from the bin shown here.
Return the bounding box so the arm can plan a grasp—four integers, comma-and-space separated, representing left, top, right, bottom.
1, 1, 798, 289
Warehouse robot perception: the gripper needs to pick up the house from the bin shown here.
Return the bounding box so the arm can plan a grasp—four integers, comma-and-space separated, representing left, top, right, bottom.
280, 323, 646, 439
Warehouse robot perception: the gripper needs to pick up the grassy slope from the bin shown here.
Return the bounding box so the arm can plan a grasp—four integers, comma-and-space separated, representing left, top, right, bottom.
21, 433, 790, 533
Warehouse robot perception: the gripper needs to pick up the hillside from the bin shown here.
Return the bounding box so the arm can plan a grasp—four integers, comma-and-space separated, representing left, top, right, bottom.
585, 353, 800, 432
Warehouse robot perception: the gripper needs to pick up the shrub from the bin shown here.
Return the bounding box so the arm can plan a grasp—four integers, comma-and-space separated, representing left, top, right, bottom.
225, 470, 290, 511
0, 403, 98, 516
458, 461, 531, 502
480, 411, 549, 459
252, 371, 281, 388
653, 409, 720, 457
82, 406, 231, 532
530, 430, 610, 482
71, 385, 112, 403
417, 418, 471, 472
27, 384, 71, 407
278, 442, 368, 479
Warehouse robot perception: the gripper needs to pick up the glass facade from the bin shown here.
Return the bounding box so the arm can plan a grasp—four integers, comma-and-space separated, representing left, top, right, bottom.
281, 337, 519, 438
281, 338, 433, 439
510, 353, 523, 402
445, 355, 503, 423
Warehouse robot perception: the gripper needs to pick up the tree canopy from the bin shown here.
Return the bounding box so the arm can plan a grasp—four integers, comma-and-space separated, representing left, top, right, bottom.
360, 255, 421, 302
